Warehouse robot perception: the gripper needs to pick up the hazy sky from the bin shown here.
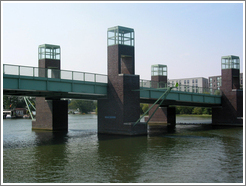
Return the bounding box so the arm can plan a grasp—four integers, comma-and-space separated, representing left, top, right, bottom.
2, 1, 244, 80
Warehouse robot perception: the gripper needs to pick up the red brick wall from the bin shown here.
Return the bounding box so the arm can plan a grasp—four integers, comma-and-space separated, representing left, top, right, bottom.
32, 98, 68, 131
212, 68, 243, 125
98, 44, 146, 135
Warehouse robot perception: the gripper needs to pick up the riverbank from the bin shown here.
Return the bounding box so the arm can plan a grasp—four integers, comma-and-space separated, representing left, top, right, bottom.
176, 114, 211, 117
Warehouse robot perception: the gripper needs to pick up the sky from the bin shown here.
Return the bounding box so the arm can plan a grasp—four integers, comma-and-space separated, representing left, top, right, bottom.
1, 1, 244, 80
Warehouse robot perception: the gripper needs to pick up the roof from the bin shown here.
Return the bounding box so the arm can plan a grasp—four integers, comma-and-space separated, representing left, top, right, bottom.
221, 55, 239, 59
108, 26, 134, 33
38, 44, 60, 49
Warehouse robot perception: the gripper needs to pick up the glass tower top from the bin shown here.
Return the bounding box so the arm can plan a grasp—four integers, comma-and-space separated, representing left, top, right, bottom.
39, 44, 60, 60
151, 64, 167, 76
221, 55, 240, 70
107, 26, 134, 46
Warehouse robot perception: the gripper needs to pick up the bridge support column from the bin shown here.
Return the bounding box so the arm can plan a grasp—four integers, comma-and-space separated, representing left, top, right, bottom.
98, 74, 147, 135
146, 106, 176, 132
32, 97, 68, 131
32, 44, 68, 131
212, 90, 243, 125
212, 56, 243, 126
97, 26, 147, 135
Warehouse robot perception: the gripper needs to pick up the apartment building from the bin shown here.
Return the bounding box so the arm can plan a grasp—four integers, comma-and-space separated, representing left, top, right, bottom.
240, 73, 243, 87
208, 73, 243, 94
208, 75, 221, 94
168, 77, 209, 93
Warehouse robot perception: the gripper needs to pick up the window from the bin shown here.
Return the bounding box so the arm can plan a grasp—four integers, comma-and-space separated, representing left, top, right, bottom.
210, 83, 212, 87
196, 79, 198, 83
192, 79, 194, 84
38, 44, 60, 60
108, 26, 134, 46
187, 80, 189, 84
184, 80, 186, 84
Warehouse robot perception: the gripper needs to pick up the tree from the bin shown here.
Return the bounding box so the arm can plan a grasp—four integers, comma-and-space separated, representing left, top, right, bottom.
176, 106, 193, 114
202, 108, 212, 115
214, 90, 221, 95
3, 96, 28, 109
68, 100, 95, 114
192, 107, 203, 115
140, 104, 149, 115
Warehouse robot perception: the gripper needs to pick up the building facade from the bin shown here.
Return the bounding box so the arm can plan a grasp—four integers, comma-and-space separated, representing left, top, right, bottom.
240, 73, 243, 88
168, 77, 209, 93
208, 73, 243, 94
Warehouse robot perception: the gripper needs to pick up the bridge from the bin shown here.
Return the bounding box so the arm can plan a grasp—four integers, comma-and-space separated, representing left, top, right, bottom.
3, 64, 221, 107
3, 26, 243, 135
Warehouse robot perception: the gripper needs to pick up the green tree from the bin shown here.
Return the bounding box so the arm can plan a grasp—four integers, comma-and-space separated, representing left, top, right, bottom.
214, 90, 221, 95
68, 100, 95, 114
3, 96, 28, 109
140, 104, 149, 115
202, 108, 212, 115
192, 107, 203, 115
177, 106, 193, 114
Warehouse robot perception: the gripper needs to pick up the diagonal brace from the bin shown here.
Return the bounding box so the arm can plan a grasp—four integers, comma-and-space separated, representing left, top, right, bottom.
133, 83, 178, 127
133, 87, 171, 127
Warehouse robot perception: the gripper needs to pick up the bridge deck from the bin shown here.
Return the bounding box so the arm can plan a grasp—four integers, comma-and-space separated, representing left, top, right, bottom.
3, 73, 221, 107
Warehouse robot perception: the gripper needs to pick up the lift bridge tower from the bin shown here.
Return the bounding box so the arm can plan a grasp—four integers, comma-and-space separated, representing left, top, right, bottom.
97, 26, 147, 135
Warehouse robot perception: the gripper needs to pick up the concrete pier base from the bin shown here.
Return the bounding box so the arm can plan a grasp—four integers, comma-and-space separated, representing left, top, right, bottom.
32, 97, 68, 131
146, 106, 176, 133
148, 122, 168, 133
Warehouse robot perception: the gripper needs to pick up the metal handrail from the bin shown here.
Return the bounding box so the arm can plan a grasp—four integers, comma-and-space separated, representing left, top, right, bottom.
139, 79, 217, 95
3, 64, 218, 95
3, 64, 108, 83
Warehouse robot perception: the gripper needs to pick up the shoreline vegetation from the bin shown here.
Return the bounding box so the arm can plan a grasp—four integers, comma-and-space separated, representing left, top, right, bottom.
3, 96, 212, 118
141, 114, 211, 117
68, 112, 212, 118
176, 114, 211, 117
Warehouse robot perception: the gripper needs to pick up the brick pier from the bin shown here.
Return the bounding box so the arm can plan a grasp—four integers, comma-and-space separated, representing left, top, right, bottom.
212, 56, 243, 126
97, 26, 147, 135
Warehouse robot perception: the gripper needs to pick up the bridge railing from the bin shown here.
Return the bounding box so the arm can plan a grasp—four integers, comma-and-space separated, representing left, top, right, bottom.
3, 64, 108, 83
3, 64, 219, 95
139, 79, 218, 95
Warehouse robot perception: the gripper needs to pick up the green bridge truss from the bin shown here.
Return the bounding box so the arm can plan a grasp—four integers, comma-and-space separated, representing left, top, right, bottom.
3, 64, 221, 107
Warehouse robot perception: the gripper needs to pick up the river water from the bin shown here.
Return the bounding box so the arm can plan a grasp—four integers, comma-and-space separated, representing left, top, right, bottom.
2, 115, 244, 183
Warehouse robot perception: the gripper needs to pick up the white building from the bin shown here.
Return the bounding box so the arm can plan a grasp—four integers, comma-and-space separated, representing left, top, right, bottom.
168, 77, 209, 93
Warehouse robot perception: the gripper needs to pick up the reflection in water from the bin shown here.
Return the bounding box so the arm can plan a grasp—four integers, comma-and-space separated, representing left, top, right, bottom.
97, 135, 148, 182
2, 115, 243, 183
32, 131, 69, 182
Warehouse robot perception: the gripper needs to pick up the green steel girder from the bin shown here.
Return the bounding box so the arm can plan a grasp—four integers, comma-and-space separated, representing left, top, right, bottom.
3, 74, 221, 106
3, 74, 107, 100
139, 87, 221, 107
